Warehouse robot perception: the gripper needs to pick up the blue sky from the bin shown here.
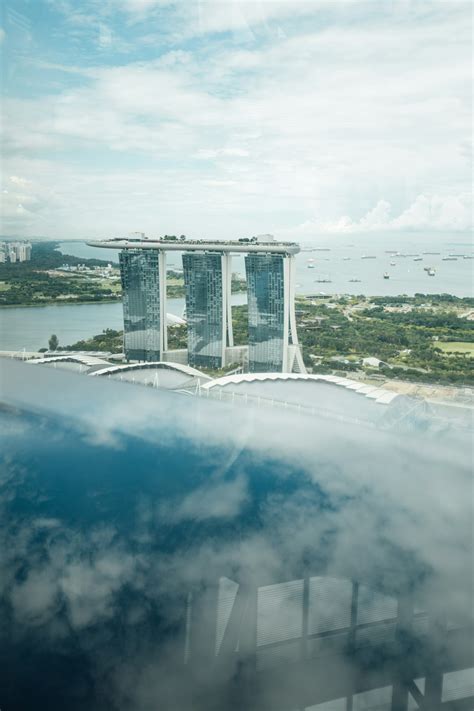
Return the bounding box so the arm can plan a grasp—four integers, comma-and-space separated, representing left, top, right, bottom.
1, 0, 472, 239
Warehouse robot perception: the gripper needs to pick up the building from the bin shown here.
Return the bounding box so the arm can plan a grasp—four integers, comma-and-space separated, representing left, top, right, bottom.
16, 242, 32, 261
182, 252, 233, 369
245, 253, 303, 373
0, 241, 32, 263
119, 249, 166, 361
88, 237, 304, 373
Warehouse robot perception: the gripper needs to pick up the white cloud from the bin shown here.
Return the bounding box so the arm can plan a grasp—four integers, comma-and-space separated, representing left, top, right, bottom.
281, 193, 472, 236
1, 2, 471, 238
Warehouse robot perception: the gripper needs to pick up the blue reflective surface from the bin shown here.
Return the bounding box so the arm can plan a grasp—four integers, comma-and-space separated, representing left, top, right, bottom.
0, 360, 472, 710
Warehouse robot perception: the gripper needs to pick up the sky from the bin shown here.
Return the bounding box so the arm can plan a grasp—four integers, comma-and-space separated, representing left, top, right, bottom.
0, 0, 472, 240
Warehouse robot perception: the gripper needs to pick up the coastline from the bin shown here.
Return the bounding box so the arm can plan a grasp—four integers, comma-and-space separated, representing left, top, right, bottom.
0, 298, 123, 309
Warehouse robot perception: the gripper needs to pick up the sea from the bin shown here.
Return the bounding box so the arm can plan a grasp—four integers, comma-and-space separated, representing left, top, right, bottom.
0, 234, 472, 351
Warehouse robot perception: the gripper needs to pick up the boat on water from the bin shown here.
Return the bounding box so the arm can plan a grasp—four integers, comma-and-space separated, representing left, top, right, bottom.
307, 264, 315, 268
414, 257, 423, 261
349, 278, 361, 283
314, 278, 332, 283
390, 261, 396, 266
383, 272, 390, 279
428, 269, 436, 276
423, 252, 441, 255
361, 255, 376, 259
442, 257, 457, 261
343, 257, 351, 261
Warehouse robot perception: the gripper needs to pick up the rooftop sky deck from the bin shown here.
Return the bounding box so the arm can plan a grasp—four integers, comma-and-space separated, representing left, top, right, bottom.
87, 239, 300, 255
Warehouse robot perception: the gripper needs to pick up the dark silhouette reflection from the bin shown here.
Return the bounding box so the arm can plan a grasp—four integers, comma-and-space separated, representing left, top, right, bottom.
0, 359, 472, 710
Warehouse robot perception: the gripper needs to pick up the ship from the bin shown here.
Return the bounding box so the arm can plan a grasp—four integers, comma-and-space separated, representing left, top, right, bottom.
362, 255, 376, 259
442, 257, 457, 261
314, 272, 332, 283
428, 269, 436, 276
383, 272, 390, 279
390, 261, 396, 266
349, 278, 362, 283
414, 257, 423, 261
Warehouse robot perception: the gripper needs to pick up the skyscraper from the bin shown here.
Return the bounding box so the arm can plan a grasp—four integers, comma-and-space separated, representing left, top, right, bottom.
119, 249, 166, 361
245, 253, 304, 373
182, 252, 232, 369
89, 237, 303, 373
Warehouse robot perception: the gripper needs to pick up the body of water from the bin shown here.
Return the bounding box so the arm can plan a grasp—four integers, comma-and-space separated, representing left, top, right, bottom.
59, 236, 473, 298
0, 294, 247, 351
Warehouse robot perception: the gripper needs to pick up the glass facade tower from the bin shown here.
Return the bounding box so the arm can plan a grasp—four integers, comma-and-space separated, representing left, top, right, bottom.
245, 254, 287, 372
182, 253, 227, 369
95, 238, 303, 373
119, 250, 163, 361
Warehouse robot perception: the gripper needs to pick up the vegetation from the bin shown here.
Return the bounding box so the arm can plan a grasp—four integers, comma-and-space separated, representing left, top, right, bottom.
295, 295, 474, 385
0, 242, 120, 306
59, 294, 474, 385
436, 341, 474, 355
0, 241, 246, 306
62, 329, 124, 353
48, 334, 59, 351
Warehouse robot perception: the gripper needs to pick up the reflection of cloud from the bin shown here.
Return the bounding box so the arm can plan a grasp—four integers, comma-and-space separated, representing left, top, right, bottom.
60, 549, 136, 628
11, 569, 60, 626
160, 474, 248, 523
0, 359, 472, 709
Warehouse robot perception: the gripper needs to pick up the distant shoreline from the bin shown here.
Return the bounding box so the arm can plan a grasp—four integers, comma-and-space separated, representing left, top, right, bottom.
0, 298, 122, 309
1, 291, 472, 310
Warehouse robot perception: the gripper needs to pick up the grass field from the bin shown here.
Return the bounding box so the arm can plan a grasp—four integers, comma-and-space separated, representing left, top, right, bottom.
438, 341, 474, 356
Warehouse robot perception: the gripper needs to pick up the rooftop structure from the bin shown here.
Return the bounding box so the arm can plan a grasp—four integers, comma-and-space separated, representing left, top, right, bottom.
86, 238, 300, 255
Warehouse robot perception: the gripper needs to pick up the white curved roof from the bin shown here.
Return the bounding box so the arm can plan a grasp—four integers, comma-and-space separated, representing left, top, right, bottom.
27, 354, 110, 367
89, 361, 212, 380
201, 372, 398, 405
167, 313, 186, 325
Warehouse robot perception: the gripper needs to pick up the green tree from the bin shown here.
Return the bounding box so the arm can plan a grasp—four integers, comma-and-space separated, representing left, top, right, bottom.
48, 334, 59, 351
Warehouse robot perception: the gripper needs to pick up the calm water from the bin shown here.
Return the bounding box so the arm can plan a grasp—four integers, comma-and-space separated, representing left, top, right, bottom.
0, 360, 472, 710
0, 294, 247, 351
59, 235, 473, 298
